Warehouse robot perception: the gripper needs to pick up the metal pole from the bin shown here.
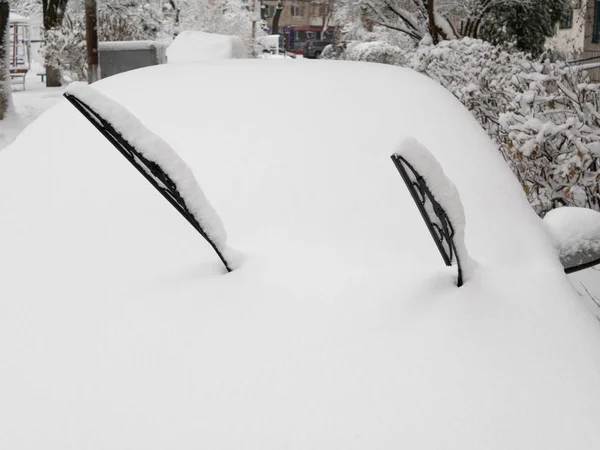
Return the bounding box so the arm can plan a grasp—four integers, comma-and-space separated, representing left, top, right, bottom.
85, 0, 100, 83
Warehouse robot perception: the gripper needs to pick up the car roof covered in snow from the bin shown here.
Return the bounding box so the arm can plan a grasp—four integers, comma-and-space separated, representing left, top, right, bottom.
2, 60, 600, 449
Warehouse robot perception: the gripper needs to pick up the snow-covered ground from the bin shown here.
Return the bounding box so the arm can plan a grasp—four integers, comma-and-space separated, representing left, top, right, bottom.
2, 60, 600, 448
0, 69, 65, 152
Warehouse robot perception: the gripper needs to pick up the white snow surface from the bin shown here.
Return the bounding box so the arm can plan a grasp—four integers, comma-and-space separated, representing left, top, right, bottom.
166, 30, 247, 63
2, 60, 600, 449
544, 206, 600, 259
394, 137, 474, 280
99, 40, 166, 51
65, 83, 232, 263
8, 12, 28, 23
257, 34, 280, 51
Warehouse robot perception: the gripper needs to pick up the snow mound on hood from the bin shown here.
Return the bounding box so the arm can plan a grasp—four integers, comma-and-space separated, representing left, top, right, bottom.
544, 207, 600, 261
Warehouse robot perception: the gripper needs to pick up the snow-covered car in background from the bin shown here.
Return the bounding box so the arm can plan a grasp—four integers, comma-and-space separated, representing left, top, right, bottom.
166, 30, 247, 63
1, 60, 600, 449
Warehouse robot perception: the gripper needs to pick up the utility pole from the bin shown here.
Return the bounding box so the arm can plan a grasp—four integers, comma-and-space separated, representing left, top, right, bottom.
85, 0, 100, 83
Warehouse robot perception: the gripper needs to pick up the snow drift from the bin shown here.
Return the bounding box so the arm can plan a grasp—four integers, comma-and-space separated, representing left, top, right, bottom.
544, 206, 600, 268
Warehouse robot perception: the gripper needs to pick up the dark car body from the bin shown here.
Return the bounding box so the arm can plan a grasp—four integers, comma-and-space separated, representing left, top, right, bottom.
303, 40, 332, 59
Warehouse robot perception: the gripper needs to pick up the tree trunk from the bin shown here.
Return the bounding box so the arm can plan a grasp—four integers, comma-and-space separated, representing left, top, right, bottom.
360, 5, 374, 32
272, 1, 283, 35
42, 0, 69, 87
85, 0, 99, 83
427, 0, 439, 44
0, 0, 10, 120
45, 65, 61, 86
321, 10, 331, 38
169, 0, 180, 27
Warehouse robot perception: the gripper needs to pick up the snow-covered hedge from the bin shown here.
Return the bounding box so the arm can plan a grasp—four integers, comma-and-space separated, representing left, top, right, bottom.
409, 38, 600, 216
321, 40, 410, 66
342, 41, 408, 66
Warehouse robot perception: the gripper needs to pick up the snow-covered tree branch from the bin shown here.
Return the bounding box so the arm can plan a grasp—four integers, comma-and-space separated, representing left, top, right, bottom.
335, 0, 568, 55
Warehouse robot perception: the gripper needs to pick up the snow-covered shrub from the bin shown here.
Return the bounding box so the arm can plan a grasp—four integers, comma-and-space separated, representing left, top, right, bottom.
498, 65, 600, 213
320, 43, 339, 60
410, 38, 600, 216
343, 41, 407, 66
42, 18, 87, 82
321, 36, 412, 66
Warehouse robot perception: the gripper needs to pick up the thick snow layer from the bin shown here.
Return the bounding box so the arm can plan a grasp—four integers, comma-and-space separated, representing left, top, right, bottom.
544, 207, 600, 261
394, 137, 474, 281
166, 31, 247, 63
2, 60, 600, 449
257, 34, 280, 51
65, 83, 234, 267
8, 12, 28, 23
99, 40, 166, 51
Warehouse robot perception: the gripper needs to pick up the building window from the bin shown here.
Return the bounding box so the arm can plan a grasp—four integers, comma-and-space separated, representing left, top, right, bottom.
560, 8, 573, 29
295, 30, 306, 42
310, 4, 328, 16
595, 0, 600, 42
291, 5, 304, 17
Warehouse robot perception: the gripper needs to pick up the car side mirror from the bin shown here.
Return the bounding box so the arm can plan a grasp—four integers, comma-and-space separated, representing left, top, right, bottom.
543, 207, 600, 273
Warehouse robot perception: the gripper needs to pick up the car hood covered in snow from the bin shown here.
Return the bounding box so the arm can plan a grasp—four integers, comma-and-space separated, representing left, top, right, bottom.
1, 60, 600, 449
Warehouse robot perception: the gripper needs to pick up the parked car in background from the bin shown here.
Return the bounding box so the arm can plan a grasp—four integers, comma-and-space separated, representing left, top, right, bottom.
303, 40, 332, 59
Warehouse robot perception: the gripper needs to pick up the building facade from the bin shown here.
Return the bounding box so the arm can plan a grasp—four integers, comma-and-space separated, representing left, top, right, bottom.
549, 1, 600, 79
262, 1, 336, 52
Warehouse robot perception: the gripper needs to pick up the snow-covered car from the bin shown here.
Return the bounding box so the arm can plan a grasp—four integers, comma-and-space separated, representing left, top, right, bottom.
1, 60, 600, 449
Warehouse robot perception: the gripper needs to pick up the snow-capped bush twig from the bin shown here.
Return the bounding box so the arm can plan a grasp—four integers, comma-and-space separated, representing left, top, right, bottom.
409, 38, 600, 216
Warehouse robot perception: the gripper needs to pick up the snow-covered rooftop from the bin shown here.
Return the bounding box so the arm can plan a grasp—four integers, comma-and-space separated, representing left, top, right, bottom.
1, 60, 600, 449
8, 12, 29, 23
99, 40, 167, 51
